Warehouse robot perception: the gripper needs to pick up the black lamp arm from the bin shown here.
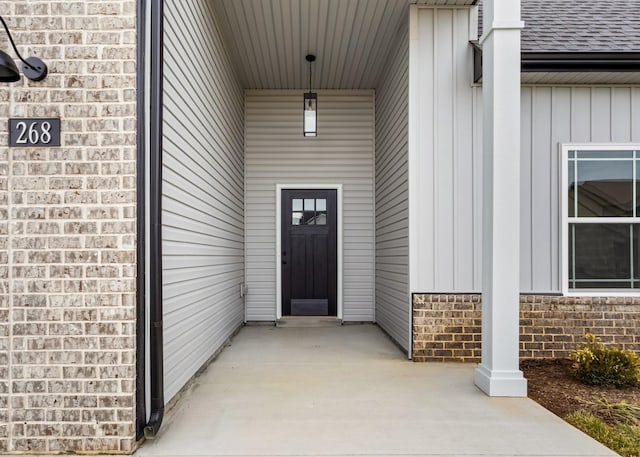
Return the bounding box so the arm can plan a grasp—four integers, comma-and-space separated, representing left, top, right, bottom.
0, 16, 38, 71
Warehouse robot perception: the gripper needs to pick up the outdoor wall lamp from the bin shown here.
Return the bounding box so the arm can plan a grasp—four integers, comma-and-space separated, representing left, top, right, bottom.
0, 16, 48, 82
303, 54, 317, 137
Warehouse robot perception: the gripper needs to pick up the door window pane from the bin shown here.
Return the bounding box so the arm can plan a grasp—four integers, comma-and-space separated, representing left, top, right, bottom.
303, 198, 315, 225
291, 197, 328, 226
303, 211, 315, 225
314, 212, 327, 225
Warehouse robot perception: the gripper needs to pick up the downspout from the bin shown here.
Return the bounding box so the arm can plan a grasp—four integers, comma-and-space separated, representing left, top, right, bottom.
144, 0, 165, 439
135, 0, 148, 440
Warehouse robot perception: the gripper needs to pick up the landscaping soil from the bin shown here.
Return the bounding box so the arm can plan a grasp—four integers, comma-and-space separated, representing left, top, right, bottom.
522, 359, 640, 425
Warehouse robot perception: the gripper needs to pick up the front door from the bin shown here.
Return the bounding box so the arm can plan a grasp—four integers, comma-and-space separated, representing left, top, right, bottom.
281, 189, 337, 316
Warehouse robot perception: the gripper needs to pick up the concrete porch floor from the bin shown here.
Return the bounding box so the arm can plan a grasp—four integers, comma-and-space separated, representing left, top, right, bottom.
136, 324, 616, 457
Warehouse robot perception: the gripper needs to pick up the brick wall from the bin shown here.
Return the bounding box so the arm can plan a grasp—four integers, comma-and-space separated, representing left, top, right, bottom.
413, 294, 640, 362
0, 1, 137, 453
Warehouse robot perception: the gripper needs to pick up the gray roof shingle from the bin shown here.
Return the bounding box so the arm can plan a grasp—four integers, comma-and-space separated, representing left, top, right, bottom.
479, 0, 640, 53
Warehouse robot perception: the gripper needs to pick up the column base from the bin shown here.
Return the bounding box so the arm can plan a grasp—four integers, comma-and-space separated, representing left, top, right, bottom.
475, 364, 527, 397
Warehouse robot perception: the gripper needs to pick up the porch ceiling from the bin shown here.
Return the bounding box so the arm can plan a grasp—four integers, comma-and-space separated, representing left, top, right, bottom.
211, 0, 477, 89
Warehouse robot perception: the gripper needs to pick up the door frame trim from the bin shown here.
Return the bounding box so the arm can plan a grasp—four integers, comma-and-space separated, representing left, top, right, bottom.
275, 184, 343, 320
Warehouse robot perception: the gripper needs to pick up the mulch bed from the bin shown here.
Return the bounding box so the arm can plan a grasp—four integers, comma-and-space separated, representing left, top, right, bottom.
522, 359, 640, 425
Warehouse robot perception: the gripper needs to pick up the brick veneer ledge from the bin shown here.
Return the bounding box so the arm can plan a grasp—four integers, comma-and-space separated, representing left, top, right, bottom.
413, 294, 640, 362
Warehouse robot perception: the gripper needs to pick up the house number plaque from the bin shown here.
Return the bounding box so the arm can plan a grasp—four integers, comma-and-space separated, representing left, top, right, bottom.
9, 118, 61, 147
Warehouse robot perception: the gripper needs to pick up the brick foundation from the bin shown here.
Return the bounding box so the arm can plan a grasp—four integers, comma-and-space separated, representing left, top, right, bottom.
413, 294, 640, 362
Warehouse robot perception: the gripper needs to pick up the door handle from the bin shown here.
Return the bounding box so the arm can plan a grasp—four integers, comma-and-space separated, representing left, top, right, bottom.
282, 261, 287, 265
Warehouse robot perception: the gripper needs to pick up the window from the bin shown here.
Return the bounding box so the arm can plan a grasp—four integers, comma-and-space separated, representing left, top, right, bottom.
563, 145, 640, 293
291, 198, 327, 225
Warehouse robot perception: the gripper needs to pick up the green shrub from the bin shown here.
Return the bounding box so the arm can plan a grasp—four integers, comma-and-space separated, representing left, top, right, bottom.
570, 333, 640, 388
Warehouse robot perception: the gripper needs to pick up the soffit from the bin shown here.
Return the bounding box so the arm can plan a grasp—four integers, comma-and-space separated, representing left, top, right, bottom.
211, 0, 477, 90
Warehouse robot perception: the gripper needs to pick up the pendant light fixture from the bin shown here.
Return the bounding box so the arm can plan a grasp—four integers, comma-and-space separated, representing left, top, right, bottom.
0, 16, 48, 82
303, 54, 317, 137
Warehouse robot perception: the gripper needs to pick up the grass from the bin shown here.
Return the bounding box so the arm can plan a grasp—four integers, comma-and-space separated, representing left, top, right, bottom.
589, 399, 640, 424
566, 411, 640, 457
523, 357, 639, 457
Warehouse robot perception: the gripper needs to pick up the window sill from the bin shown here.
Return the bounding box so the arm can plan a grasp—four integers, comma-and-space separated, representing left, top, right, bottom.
565, 290, 640, 297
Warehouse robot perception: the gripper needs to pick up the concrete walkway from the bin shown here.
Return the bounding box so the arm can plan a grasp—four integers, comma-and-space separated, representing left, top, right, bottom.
136, 324, 617, 457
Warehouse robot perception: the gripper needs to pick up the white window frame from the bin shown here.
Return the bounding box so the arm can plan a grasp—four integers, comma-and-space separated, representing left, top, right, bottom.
561, 143, 640, 296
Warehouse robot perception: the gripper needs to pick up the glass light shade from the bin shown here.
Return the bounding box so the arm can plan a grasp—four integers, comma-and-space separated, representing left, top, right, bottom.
303, 92, 317, 137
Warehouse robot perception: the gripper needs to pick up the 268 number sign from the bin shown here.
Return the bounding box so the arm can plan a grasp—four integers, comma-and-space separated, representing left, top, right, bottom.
9, 118, 60, 147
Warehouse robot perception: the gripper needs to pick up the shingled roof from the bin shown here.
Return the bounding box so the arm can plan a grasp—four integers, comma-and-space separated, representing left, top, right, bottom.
479, 0, 640, 53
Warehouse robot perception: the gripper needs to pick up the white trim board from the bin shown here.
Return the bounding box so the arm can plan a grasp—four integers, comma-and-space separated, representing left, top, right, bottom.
275, 184, 344, 320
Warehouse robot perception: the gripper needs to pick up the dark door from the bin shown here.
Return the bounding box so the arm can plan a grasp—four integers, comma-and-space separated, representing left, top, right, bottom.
282, 189, 337, 316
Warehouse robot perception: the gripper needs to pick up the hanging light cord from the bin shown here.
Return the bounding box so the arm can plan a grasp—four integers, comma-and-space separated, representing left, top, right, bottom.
0, 16, 39, 71
307, 57, 314, 108
308, 61, 312, 106
308, 59, 312, 94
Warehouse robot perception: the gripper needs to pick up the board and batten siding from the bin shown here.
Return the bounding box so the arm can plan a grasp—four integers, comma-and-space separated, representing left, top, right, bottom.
394, 6, 640, 298
245, 91, 375, 322
375, 21, 410, 352
409, 6, 480, 294
424, 84, 640, 294
162, 0, 245, 402
519, 86, 640, 293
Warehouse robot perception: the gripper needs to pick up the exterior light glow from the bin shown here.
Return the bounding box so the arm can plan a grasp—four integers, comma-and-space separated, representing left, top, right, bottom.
304, 92, 317, 137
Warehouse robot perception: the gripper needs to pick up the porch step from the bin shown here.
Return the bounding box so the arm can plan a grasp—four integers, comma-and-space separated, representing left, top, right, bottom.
275, 316, 342, 328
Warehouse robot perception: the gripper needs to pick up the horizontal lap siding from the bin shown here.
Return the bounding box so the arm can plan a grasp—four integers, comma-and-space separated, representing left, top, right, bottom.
520, 86, 640, 293
375, 21, 410, 352
245, 91, 375, 321
163, 0, 244, 402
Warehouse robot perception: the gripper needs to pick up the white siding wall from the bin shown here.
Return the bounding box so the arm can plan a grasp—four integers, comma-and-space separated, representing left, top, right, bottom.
163, 0, 245, 402
375, 22, 410, 352
407, 8, 640, 295
409, 7, 479, 293
245, 91, 375, 322
520, 86, 640, 293
411, 26, 640, 296
427, 85, 640, 294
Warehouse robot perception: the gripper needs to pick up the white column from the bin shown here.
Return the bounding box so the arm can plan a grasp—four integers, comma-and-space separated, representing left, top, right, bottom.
474, 0, 527, 397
